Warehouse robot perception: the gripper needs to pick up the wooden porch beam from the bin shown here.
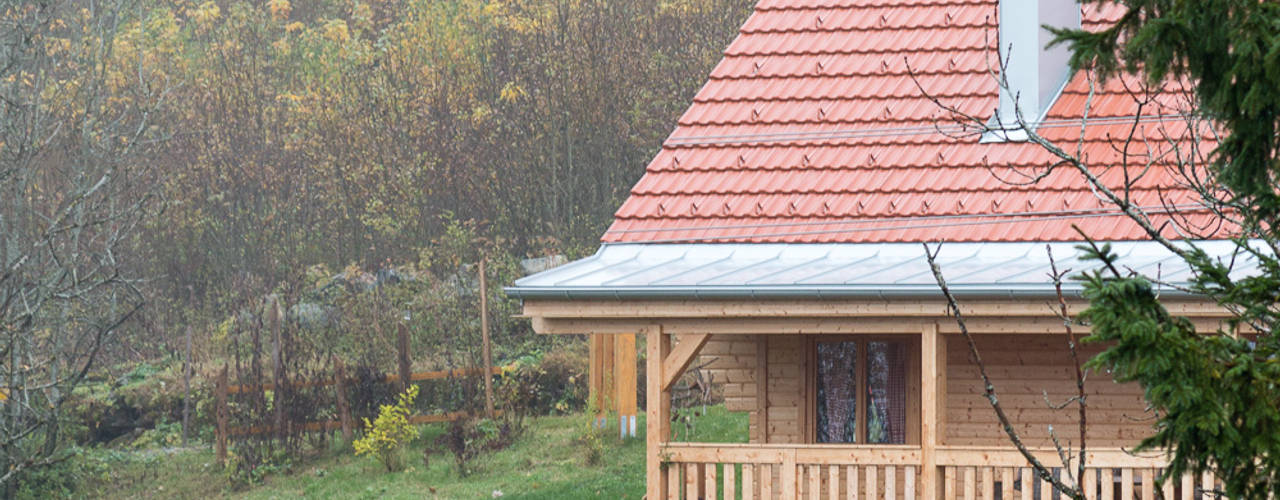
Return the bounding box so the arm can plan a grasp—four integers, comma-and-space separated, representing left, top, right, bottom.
531, 316, 1232, 336
661, 333, 711, 392
523, 298, 1232, 320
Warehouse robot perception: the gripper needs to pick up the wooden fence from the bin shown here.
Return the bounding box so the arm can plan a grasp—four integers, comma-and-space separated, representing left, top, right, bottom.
214, 362, 512, 463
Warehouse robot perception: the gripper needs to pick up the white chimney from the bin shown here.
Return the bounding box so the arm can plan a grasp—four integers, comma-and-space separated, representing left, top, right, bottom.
992, 0, 1080, 136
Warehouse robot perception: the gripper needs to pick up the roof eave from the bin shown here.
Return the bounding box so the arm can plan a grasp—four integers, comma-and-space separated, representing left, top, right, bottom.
503, 284, 1199, 301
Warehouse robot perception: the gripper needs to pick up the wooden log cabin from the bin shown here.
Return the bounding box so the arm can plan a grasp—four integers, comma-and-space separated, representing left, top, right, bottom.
506, 1, 1251, 498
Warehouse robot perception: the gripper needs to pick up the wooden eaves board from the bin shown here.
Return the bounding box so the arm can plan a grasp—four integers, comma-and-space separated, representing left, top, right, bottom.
522, 298, 1235, 335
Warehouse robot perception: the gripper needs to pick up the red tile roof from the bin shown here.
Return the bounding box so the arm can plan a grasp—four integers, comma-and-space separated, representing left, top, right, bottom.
603, 0, 1220, 243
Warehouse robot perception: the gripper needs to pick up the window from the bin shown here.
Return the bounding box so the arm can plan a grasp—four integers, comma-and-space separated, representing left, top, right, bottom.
814, 338, 913, 444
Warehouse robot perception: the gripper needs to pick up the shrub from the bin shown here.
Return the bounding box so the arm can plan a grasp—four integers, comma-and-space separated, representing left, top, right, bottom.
497, 347, 588, 416
353, 385, 420, 472
13, 447, 112, 499
576, 399, 608, 466
225, 445, 292, 491
435, 415, 522, 477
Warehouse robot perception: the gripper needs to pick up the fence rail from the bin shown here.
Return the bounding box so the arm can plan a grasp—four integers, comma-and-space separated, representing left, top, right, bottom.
225, 365, 508, 394
228, 410, 504, 437
215, 362, 514, 458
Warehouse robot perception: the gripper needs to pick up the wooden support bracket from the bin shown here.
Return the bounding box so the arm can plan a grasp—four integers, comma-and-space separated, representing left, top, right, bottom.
661, 333, 711, 392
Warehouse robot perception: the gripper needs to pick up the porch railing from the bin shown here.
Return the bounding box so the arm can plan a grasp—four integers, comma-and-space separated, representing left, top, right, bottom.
658, 443, 1223, 500
661, 443, 920, 499
937, 446, 1222, 500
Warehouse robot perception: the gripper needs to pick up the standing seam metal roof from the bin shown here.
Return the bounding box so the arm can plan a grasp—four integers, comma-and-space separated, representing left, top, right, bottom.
506, 241, 1261, 299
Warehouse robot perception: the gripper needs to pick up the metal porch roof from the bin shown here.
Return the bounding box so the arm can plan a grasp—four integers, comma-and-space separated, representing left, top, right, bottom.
506, 241, 1259, 300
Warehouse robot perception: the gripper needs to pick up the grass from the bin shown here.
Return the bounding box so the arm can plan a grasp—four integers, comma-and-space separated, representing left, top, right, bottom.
63, 405, 746, 500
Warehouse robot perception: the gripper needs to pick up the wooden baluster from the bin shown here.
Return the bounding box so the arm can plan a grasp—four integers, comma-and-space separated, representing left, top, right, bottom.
669, 464, 682, 500
1038, 470, 1051, 500
847, 465, 858, 500
809, 465, 821, 499
1121, 468, 1134, 500
760, 464, 773, 500
743, 463, 755, 500
828, 465, 840, 500
904, 466, 915, 500
1084, 468, 1096, 500
885, 465, 896, 500
981, 467, 994, 500
705, 463, 717, 500
1141, 469, 1155, 500
1199, 472, 1213, 500
725, 464, 736, 500
687, 463, 699, 499
1021, 468, 1033, 500
1180, 472, 1193, 500
1101, 468, 1114, 500
964, 467, 976, 500
866, 465, 878, 500
1002, 467, 1015, 500
1160, 470, 1174, 500
944, 467, 955, 500
781, 452, 796, 500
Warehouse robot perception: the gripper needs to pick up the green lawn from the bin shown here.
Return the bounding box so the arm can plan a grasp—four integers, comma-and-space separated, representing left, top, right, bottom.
67, 405, 746, 500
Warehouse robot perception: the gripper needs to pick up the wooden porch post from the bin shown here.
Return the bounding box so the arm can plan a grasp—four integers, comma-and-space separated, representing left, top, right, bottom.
756, 335, 769, 443
589, 334, 608, 426
590, 334, 617, 427
615, 333, 638, 438
646, 325, 670, 499
921, 323, 943, 499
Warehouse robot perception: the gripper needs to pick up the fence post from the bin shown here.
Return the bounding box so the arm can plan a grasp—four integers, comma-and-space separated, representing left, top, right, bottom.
479, 258, 494, 418
216, 364, 228, 466
270, 300, 285, 441
397, 323, 411, 394
334, 357, 354, 443
182, 325, 193, 447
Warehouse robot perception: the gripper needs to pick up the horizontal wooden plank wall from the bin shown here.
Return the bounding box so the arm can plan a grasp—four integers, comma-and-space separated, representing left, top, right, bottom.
767, 336, 806, 444
944, 334, 1149, 447
699, 334, 807, 444
700, 335, 758, 414
700, 333, 1152, 450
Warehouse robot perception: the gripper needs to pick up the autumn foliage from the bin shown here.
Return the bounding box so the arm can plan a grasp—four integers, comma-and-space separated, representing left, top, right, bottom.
128, 0, 751, 352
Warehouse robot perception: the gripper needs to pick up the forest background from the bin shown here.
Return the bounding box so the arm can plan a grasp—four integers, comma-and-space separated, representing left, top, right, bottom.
94, 0, 750, 358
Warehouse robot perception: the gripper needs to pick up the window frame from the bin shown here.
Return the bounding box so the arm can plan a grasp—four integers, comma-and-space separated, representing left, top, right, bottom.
805, 335, 921, 445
